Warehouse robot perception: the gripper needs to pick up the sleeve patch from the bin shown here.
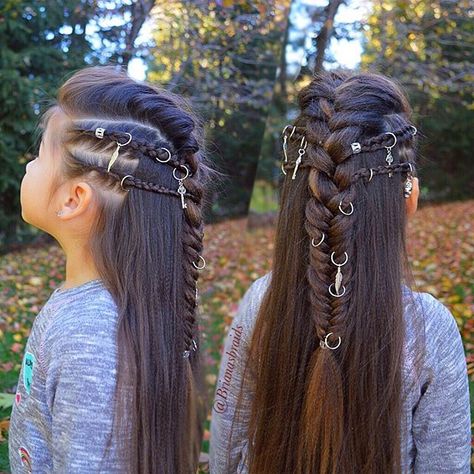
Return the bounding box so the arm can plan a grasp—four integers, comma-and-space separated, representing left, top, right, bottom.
22, 352, 36, 395
18, 446, 32, 472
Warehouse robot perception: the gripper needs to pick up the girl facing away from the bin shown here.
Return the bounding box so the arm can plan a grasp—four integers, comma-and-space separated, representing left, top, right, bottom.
209, 70, 471, 473
9, 65, 212, 473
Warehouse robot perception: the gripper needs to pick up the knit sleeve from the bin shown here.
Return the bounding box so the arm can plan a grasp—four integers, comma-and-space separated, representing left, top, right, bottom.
412, 299, 472, 473
209, 274, 270, 474
42, 307, 125, 472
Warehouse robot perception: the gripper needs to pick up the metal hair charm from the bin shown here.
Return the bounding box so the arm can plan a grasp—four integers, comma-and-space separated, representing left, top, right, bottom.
183, 339, 198, 359
292, 136, 308, 180
339, 200, 354, 215
281, 125, 296, 176
328, 251, 348, 298
156, 147, 172, 163
193, 255, 206, 270
173, 164, 190, 209
105, 131, 132, 172
384, 132, 397, 177
351, 142, 362, 154
120, 174, 133, 191
311, 231, 325, 247
404, 162, 414, 198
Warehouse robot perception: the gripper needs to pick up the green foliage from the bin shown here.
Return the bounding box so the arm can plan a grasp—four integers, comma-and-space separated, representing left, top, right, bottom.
0, 394, 14, 411
0, 1, 94, 248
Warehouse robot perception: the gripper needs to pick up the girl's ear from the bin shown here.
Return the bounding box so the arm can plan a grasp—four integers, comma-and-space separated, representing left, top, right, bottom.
406, 177, 419, 217
57, 181, 94, 221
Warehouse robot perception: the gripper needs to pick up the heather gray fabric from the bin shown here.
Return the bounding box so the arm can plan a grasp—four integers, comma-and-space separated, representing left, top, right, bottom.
209, 272, 472, 473
8, 279, 128, 473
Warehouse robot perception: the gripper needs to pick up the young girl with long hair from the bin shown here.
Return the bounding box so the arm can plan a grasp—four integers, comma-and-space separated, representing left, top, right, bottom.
9, 65, 211, 473
209, 70, 471, 473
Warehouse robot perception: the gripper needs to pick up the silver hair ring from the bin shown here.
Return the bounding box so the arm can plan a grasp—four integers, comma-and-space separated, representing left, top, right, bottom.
117, 132, 132, 147
384, 132, 397, 149
156, 147, 172, 163
407, 162, 414, 173
281, 162, 287, 176
173, 164, 190, 181
331, 251, 348, 266
120, 174, 133, 191
311, 232, 325, 247
368, 168, 374, 182
329, 283, 346, 298
410, 126, 417, 136
95, 127, 105, 139
193, 255, 206, 270
320, 332, 342, 350
339, 200, 354, 215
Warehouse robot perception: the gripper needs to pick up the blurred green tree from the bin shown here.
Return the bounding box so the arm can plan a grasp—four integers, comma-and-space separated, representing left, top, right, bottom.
147, 0, 290, 220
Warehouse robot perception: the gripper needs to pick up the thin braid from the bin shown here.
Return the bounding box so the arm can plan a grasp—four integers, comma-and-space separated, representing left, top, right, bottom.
68, 159, 200, 203
178, 148, 204, 353
80, 129, 190, 168
283, 160, 415, 182
363, 124, 415, 148
350, 162, 414, 183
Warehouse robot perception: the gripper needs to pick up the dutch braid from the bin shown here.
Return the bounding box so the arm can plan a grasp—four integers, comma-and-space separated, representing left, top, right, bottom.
246, 70, 418, 474
293, 72, 418, 349
295, 72, 418, 471
294, 72, 347, 349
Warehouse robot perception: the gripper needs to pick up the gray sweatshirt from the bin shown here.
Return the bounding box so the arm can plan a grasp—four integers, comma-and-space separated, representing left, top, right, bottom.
8, 279, 128, 473
209, 272, 472, 473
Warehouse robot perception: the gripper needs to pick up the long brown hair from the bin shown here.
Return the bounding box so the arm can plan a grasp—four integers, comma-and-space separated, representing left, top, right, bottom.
242, 70, 426, 473
40, 65, 212, 473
